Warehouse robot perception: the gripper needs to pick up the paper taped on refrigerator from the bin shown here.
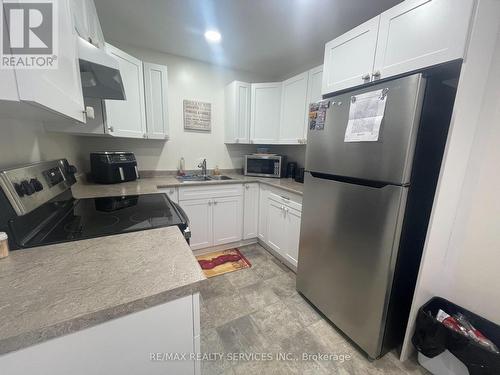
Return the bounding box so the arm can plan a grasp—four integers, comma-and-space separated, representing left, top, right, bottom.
344, 89, 387, 142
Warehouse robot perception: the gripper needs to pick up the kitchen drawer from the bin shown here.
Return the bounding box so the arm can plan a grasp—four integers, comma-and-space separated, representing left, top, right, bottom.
268, 192, 302, 211
265, 185, 302, 205
178, 184, 243, 201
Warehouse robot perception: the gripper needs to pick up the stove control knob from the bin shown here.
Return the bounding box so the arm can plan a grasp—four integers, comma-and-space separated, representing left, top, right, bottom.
14, 183, 25, 197
30, 178, 44, 192
20, 180, 35, 196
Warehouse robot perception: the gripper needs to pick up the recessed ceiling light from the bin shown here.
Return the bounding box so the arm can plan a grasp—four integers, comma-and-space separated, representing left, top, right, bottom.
204, 30, 221, 43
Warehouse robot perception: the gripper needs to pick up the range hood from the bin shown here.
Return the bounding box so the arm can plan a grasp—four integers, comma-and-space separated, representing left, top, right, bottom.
77, 37, 126, 100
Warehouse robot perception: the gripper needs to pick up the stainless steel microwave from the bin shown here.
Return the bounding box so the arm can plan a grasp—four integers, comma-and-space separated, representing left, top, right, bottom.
244, 155, 286, 178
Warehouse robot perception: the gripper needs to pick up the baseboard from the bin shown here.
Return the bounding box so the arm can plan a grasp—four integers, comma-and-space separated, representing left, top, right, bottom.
192, 238, 257, 256
257, 239, 297, 274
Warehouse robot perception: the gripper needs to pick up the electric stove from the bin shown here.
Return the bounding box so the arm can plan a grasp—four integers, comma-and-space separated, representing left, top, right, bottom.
0, 160, 190, 250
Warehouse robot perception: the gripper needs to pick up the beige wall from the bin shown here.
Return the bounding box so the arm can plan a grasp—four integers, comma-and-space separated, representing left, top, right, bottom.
0, 44, 306, 173
0, 119, 83, 171
442, 26, 500, 324
74, 42, 307, 172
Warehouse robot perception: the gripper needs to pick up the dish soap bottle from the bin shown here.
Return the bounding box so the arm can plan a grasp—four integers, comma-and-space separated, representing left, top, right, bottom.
178, 157, 186, 176
214, 165, 221, 176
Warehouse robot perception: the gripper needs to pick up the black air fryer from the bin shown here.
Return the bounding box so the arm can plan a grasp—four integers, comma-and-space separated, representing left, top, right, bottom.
90, 152, 139, 184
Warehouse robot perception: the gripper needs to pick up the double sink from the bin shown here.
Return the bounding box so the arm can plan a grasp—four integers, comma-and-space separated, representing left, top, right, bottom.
176, 175, 233, 183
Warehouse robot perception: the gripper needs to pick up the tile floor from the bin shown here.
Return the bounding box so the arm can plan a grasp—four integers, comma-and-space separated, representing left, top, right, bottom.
199, 244, 429, 375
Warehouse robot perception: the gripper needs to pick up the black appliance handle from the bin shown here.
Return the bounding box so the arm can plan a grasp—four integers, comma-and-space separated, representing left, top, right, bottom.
173, 202, 189, 226
309, 171, 405, 188
173, 202, 191, 241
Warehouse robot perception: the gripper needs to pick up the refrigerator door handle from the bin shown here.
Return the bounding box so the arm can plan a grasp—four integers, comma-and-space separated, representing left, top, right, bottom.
309, 171, 398, 189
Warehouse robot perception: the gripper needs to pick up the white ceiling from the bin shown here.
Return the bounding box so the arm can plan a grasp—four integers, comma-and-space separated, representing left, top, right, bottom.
94, 0, 403, 80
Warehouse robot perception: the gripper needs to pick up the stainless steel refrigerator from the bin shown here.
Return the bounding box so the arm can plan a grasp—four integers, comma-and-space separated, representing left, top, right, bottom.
297, 71, 458, 359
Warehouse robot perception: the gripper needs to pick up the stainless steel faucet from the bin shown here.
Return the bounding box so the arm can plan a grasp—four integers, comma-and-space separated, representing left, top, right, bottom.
198, 158, 207, 176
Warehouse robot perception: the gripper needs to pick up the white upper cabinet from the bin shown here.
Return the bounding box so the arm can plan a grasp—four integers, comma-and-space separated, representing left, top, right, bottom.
322, 0, 475, 95
9, 0, 85, 122
224, 67, 323, 145
279, 72, 309, 144
322, 16, 380, 95
373, 0, 476, 80
143, 62, 169, 140
225, 81, 251, 143
104, 44, 147, 138
306, 65, 324, 104
250, 82, 282, 144
70, 0, 105, 48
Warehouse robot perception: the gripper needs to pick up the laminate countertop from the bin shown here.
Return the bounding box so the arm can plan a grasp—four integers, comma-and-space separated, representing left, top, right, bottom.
0, 226, 206, 355
71, 174, 304, 199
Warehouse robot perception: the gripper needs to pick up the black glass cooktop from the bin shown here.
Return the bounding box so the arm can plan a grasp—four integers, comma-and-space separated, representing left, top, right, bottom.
21, 193, 185, 247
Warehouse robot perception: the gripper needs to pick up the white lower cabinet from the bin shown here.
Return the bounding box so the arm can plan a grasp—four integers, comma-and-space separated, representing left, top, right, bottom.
258, 184, 270, 242
266, 198, 288, 255
179, 185, 243, 250
283, 204, 302, 267
265, 192, 302, 268
243, 183, 259, 240
178, 182, 302, 268
212, 196, 243, 246
180, 198, 213, 250
0, 294, 200, 375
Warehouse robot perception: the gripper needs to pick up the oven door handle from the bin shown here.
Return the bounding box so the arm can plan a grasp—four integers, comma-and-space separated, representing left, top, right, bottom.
172, 202, 191, 241
173, 202, 189, 226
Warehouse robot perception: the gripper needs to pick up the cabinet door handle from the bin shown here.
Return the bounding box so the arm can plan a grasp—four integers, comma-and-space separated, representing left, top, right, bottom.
213, 200, 218, 205
245, 184, 249, 189
372, 71, 381, 78
208, 200, 212, 206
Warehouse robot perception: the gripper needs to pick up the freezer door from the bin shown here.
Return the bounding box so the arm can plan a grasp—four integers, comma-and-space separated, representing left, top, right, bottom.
296, 172, 407, 358
306, 74, 425, 185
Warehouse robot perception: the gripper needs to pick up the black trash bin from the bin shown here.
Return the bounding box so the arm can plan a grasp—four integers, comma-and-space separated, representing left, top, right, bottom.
412, 297, 500, 375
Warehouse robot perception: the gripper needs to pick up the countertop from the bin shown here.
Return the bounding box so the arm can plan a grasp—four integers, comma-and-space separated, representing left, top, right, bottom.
0, 226, 206, 355
71, 174, 304, 199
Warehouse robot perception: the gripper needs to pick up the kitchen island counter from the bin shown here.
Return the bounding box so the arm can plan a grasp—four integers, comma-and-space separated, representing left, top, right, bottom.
0, 226, 205, 355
